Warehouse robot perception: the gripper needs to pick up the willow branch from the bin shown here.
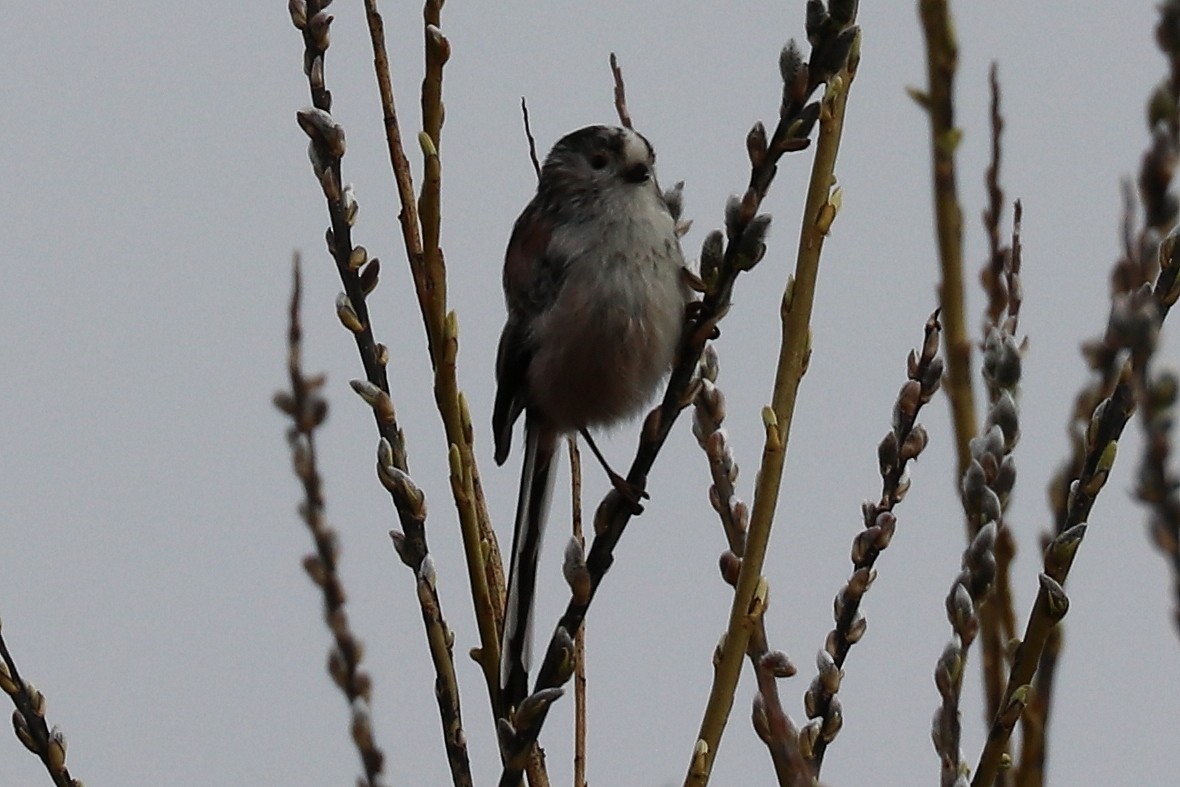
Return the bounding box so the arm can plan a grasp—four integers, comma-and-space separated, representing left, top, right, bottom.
807, 312, 943, 775
688, 19, 860, 787
498, 12, 860, 783
361, 0, 504, 710
1032, 12, 1180, 779
974, 264, 1180, 782
974, 356, 1155, 785
933, 523, 998, 787
916, 0, 978, 525
567, 438, 589, 787
692, 345, 807, 786
274, 259, 395, 787
0, 625, 78, 787
975, 70, 1022, 732
290, 4, 481, 781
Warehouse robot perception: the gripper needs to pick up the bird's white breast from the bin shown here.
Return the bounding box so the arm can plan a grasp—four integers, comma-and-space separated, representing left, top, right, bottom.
528, 185, 688, 431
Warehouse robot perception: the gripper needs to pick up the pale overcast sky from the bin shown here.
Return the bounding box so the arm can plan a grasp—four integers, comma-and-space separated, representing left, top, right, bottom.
2, 2, 1176, 785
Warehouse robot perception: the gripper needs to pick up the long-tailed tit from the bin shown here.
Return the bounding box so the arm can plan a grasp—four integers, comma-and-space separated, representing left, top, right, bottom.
493, 125, 691, 712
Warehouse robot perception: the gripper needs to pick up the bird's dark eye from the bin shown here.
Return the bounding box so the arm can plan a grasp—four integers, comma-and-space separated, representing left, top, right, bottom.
589, 152, 609, 170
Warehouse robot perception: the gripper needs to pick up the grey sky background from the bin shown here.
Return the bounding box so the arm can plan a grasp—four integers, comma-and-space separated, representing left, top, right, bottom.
2, 2, 1176, 785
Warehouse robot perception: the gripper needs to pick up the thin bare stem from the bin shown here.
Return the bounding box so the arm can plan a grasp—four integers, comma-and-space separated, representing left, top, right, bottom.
609, 53, 633, 129
981, 63, 1008, 330
917, 0, 978, 528
567, 438, 588, 787
1013, 623, 1059, 787
521, 97, 542, 179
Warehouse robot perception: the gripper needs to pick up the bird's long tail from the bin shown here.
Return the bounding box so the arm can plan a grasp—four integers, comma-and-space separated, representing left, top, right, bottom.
500, 415, 558, 716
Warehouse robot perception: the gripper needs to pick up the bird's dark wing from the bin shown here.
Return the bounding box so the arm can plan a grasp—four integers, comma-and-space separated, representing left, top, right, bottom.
493, 315, 530, 466
492, 201, 566, 465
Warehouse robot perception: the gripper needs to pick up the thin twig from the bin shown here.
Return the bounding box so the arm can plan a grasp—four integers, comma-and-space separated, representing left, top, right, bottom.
933, 255, 1023, 786
1031, 14, 1180, 782
693, 345, 748, 557
972, 370, 1140, 786
974, 235, 1180, 781
0, 625, 77, 786
1131, 229, 1180, 636
1013, 621, 1058, 787
360, 0, 506, 714
274, 258, 393, 787
291, 3, 482, 779
568, 437, 588, 787
413, 552, 475, 787
1131, 0, 1180, 645
933, 523, 998, 787
975, 66, 1019, 740
687, 9, 861, 785
750, 626, 808, 787
917, 0, 978, 528
521, 98, 542, 179
1138, 365, 1180, 635
981, 63, 1008, 330
806, 312, 943, 775
691, 345, 807, 786
609, 53, 632, 129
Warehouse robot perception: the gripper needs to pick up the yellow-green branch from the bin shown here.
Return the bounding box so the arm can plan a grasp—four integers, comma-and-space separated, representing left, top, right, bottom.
685, 38, 859, 786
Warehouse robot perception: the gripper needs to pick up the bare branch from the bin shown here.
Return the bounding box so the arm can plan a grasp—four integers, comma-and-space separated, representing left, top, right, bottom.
609, 52, 632, 129
521, 97, 542, 179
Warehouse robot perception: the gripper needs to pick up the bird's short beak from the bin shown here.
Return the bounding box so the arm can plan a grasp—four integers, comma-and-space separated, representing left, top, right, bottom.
622, 162, 651, 183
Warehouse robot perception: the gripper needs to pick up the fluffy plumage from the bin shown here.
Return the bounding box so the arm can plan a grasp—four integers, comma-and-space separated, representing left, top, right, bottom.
493, 125, 690, 714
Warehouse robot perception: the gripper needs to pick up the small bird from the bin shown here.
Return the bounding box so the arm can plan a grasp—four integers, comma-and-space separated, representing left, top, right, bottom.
493, 125, 691, 714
